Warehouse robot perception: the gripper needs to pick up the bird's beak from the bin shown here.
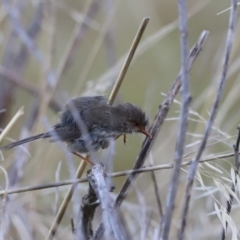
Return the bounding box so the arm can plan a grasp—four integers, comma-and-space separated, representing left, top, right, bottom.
138, 127, 152, 139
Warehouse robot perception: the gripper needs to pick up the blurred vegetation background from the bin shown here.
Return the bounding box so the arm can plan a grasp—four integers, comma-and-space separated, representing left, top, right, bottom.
0, 0, 239, 239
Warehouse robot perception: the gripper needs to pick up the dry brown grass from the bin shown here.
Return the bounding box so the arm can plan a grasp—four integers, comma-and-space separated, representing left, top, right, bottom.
0, 1, 240, 240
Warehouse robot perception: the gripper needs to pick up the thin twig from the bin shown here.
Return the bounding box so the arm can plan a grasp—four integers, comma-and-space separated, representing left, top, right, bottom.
0, 65, 36, 94
160, 1, 191, 239
234, 126, 240, 175
0, 4, 44, 238
115, 31, 208, 208
0, 66, 61, 112
108, 17, 150, 105
0, 1, 101, 117
88, 164, 126, 240
9, 101, 40, 186
0, 107, 24, 143
84, 1, 209, 96
103, 0, 116, 71
56, 0, 102, 81
149, 154, 163, 219
45, 2, 104, 238
115, 31, 207, 206
0, 150, 234, 196
178, 1, 238, 239
71, 218, 75, 234
144, 210, 154, 239
7, 2, 45, 188
73, 0, 121, 95
45, 161, 87, 240
79, 177, 99, 239
3, 0, 55, 86
0, 1, 43, 126
94, 31, 209, 239
151, 169, 163, 231
54, 162, 61, 215
0, 164, 171, 196
0, 166, 9, 228
45, 17, 150, 240
220, 126, 240, 240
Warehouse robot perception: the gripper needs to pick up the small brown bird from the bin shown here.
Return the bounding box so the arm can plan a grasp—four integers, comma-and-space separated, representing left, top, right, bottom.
0, 96, 151, 164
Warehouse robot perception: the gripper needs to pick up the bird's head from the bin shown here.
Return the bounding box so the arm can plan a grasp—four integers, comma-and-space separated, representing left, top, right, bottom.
115, 103, 152, 138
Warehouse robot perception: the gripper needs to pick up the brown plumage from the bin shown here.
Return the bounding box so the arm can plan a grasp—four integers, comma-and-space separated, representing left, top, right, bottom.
0, 96, 151, 162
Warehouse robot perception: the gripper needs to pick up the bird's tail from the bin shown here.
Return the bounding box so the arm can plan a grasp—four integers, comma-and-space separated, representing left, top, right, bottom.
0, 133, 45, 150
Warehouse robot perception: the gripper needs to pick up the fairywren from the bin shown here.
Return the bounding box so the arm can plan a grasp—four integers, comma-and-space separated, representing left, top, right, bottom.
0, 96, 151, 164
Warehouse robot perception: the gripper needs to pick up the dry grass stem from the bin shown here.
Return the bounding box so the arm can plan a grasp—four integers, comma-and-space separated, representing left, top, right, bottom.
95, 30, 209, 239
1, 2, 238, 239
0, 164, 172, 196
0, 150, 236, 196
0, 66, 61, 112
0, 166, 9, 227
220, 125, 240, 240
46, 17, 150, 239
73, 0, 121, 95
3, 0, 51, 81
88, 164, 127, 240
84, 1, 209, 97
57, 0, 102, 83
79, 174, 99, 239
108, 17, 150, 105
160, 0, 191, 238
178, 1, 238, 239
0, 107, 24, 143
149, 154, 163, 220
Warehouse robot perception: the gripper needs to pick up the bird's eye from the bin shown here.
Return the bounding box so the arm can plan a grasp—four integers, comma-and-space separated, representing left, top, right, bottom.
134, 122, 139, 127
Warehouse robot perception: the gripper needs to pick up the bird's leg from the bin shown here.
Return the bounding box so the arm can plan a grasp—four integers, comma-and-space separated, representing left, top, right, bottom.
123, 134, 127, 145
71, 152, 94, 165
114, 134, 127, 146
114, 135, 121, 140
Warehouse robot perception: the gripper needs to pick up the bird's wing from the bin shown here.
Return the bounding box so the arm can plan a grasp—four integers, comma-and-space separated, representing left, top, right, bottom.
60, 96, 109, 128
53, 102, 112, 142
65, 96, 108, 111
82, 108, 112, 130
